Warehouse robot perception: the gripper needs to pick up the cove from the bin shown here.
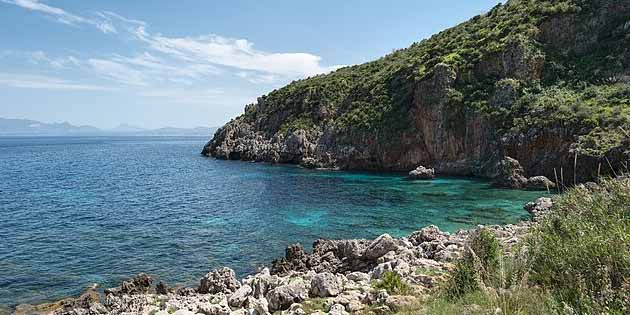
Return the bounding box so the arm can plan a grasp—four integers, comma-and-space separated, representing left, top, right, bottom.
0, 136, 544, 308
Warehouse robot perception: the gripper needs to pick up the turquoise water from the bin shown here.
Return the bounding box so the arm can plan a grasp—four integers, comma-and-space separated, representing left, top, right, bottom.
0, 136, 544, 308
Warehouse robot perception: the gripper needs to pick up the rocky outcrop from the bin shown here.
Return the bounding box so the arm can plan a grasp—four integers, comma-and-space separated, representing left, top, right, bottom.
489, 157, 557, 190
407, 166, 435, 180
198, 267, 241, 294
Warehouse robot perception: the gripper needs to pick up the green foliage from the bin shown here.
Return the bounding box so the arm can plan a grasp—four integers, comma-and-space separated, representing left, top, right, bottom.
234, 0, 629, 157
433, 232, 555, 314
372, 271, 412, 295
423, 288, 555, 315
529, 179, 630, 314
444, 229, 501, 299
279, 116, 316, 135
301, 298, 328, 314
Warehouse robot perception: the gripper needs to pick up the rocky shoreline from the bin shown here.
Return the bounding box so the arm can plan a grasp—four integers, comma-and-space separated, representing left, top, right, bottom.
14, 198, 553, 315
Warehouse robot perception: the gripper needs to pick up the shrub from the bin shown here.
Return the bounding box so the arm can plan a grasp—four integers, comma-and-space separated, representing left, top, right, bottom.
372, 271, 412, 295
528, 179, 630, 314
444, 228, 501, 299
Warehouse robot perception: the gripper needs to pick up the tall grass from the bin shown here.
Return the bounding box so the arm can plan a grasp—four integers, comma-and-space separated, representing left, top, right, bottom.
435, 229, 555, 315
528, 178, 630, 314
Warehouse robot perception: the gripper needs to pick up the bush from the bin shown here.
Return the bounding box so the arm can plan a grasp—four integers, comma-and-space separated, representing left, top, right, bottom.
372, 271, 412, 295
444, 229, 501, 299
529, 179, 630, 314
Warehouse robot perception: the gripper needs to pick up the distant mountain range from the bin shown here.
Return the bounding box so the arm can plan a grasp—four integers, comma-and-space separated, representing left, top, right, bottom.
0, 118, 216, 136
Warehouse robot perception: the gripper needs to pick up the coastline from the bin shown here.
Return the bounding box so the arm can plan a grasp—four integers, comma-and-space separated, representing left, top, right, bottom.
14, 198, 553, 315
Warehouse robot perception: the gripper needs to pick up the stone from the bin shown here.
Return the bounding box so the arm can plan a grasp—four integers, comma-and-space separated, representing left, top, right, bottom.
265, 282, 308, 311
346, 272, 370, 283
105, 273, 152, 296
385, 295, 418, 311
198, 267, 241, 294
328, 304, 349, 315
285, 244, 306, 260
246, 296, 270, 315
524, 197, 553, 221
526, 176, 556, 190
156, 281, 170, 295
310, 272, 342, 297
408, 166, 435, 180
199, 303, 231, 315
408, 225, 446, 245
364, 234, 397, 260
492, 157, 528, 189
229, 284, 253, 307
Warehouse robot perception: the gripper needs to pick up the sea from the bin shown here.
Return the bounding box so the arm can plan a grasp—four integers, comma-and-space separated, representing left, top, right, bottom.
0, 136, 545, 309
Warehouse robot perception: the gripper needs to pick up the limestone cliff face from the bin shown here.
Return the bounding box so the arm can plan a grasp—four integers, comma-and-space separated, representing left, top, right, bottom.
204, 0, 630, 185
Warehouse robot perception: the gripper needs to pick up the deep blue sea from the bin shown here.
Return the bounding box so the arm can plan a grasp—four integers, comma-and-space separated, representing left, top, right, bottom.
0, 136, 544, 309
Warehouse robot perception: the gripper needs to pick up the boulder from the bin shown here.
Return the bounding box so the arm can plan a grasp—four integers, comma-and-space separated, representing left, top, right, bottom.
346, 272, 370, 283
310, 272, 342, 297
364, 234, 397, 260
408, 166, 435, 180
492, 157, 528, 189
198, 303, 231, 315
385, 295, 418, 312
266, 282, 309, 311
524, 197, 553, 221
328, 304, 349, 315
408, 225, 446, 245
246, 296, 270, 315
198, 267, 241, 294
105, 273, 152, 296
285, 244, 306, 260
526, 176, 556, 190
229, 284, 253, 307
156, 281, 170, 295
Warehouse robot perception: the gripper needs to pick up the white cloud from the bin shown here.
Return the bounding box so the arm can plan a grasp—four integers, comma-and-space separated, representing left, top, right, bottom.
87, 59, 147, 86
236, 71, 278, 84
3, 2, 344, 95
111, 52, 221, 80
27, 51, 79, 68
1, 0, 116, 33
135, 28, 342, 78
0, 73, 113, 91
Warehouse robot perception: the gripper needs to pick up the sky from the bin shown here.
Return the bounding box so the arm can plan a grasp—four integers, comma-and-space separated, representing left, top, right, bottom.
0, 0, 502, 129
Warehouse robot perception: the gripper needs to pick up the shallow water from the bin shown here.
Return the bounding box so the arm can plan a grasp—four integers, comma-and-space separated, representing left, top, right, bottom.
0, 136, 544, 307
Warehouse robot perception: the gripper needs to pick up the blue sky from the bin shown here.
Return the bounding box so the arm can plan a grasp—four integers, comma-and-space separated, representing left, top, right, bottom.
0, 0, 501, 129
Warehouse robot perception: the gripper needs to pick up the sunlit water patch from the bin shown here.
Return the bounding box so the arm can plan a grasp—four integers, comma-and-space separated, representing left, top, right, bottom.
0, 136, 545, 308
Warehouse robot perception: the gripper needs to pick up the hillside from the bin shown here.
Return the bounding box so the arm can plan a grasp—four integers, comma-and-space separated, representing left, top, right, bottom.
204, 0, 630, 186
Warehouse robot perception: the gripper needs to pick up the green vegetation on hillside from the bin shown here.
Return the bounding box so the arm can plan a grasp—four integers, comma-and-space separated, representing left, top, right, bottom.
240, 0, 629, 157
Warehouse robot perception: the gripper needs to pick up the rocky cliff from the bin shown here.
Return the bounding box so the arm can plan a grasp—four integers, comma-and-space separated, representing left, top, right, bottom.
204, 0, 630, 186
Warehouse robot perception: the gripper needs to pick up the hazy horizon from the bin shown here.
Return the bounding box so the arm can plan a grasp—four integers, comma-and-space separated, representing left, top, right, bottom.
0, 116, 215, 130
0, 0, 501, 129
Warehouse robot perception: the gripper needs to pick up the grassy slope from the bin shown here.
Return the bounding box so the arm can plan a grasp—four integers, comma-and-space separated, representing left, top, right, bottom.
240, 0, 629, 158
